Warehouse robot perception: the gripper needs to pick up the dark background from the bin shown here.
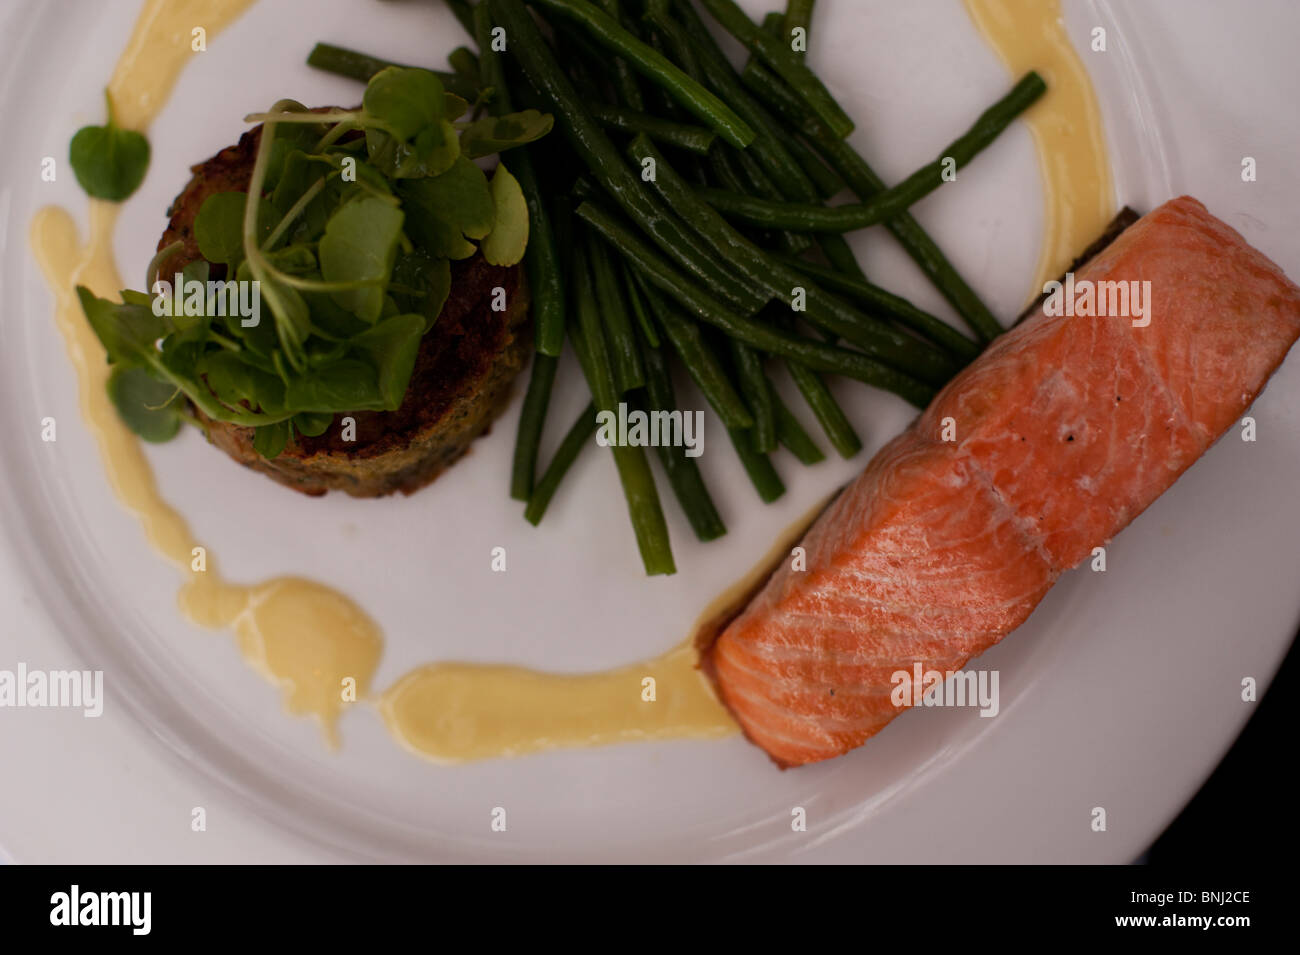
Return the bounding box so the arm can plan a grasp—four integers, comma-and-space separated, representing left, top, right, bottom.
1145, 627, 1297, 863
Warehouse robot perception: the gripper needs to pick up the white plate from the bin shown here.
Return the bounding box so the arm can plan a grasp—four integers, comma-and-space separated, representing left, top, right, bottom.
1, 0, 1296, 863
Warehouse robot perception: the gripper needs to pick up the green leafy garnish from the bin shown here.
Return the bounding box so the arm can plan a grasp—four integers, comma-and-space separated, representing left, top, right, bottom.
459, 110, 554, 159
353, 313, 425, 409
69, 91, 150, 202
106, 366, 184, 442
253, 420, 292, 459
397, 156, 493, 259
193, 192, 248, 265
75, 66, 552, 457
319, 197, 404, 323
392, 250, 452, 332
362, 67, 460, 179
481, 163, 530, 267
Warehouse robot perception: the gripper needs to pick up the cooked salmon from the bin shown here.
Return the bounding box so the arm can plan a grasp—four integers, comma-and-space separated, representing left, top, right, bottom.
706, 196, 1300, 767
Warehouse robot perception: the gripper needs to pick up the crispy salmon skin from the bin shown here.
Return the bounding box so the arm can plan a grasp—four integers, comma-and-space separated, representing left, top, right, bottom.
706, 197, 1300, 767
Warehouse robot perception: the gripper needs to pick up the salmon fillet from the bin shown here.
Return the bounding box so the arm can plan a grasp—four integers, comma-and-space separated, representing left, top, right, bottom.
706, 196, 1300, 767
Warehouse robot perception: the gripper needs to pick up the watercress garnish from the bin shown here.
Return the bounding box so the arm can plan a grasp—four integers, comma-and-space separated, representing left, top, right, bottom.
76, 66, 551, 458
106, 365, 185, 442
318, 196, 404, 323
481, 163, 529, 267
69, 91, 150, 201
459, 109, 554, 160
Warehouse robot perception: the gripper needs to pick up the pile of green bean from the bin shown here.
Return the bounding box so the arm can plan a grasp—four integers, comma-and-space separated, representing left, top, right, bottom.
307, 0, 1045, 575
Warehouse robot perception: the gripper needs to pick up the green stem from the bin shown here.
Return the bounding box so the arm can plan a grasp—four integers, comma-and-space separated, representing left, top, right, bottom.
263, 175, 327, 251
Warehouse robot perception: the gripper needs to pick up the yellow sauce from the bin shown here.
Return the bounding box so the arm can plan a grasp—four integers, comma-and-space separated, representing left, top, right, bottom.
30, 0, 381, 746
30, 0, 1114, 764
964, 0, 1116, 299
381, 642, 731, 763
381, 500, 828, 763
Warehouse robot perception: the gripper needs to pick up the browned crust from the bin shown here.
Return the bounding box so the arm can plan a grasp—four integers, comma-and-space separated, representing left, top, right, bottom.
165, 122, 532, 498
1015, 206, 1142, 326
158, 126, 262, 281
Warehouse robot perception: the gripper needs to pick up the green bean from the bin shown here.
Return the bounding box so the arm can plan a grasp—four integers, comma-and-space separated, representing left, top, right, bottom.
576, 200, 935, 408
525, 401, 599, 525
570, 174, 603, 202
772, 385, 825, 465
729, 339, 777, 453
750, 10, 844, 200
596, 0, 645, 110
550, 193, 576, 282
817, 235, 866, 281
305, 43, 480, 100
627, 135, 956, 384
588, 231, 646, 392
526, 0, 755, 148
644, 10, 818, 208
550, 18, 609, 82
787, 132, 846, 199
699, 73, 1046, 232
489, 0, 768, 314
706, 146, 747, 194
475, 4, 567, 357
571, 244, 619, 412
707, 148, 787, 251
640, 8, 689, 120
777, 253, 981, 361
448, 46, 481, 80
732, 148, 813, 254
511, 353, 559, 501
727, 426, 785, 503
759, 11, 785, 41
620, 261, 660, 349
571, 242, 676, 575
442, 0, 477, 36
632, 271, 755, 430
638, 334, 726, 542
694, 0, 853, 138
785, 359, 861, 459
588, 105, 717, 154
741, 58, 1008, 341
783, 0, 816, 46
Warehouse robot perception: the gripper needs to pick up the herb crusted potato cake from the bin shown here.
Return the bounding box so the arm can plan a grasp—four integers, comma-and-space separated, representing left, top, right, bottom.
159, 124, 531, 498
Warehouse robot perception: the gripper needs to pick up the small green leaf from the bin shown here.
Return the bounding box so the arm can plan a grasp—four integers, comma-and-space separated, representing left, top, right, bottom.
397, 156, 493, 259
200, 350, 286, 415
362, 67, 460, 179
271, 151, 341, 243
106, 365, 183, 442
260, 273, 312, 370
481, 163, 529, 267
284, 359, 386, 412
365, 122, 460, 179
293, 411, 334, 437
263, 245, 317, 275
253, 420, 291, 459
69, 93, 150, 201
391, 250, 451, 331
352, 313, 425, 410
363, 67, 446, 141
318, 196, 404, 323
444, 92, 471, 121
194, 192, 247, 265
76, 286, 166, 364
459, 110, 554, 159
262, 118, 324, 192
300, 290, 370, 341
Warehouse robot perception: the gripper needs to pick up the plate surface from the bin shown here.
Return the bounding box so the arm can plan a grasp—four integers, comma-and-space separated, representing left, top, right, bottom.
0, 0, 1296, 863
